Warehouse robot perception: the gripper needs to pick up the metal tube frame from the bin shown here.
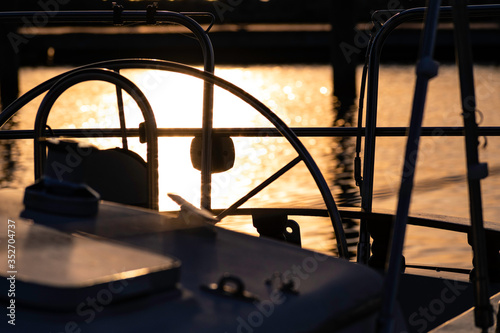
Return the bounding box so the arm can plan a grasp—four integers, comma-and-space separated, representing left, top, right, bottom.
0, 9, 215, 210
360, 4, 499, 332
358, 4, 500, 263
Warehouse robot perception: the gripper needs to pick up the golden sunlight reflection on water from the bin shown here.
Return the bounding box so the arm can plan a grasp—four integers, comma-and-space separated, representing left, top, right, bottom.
7, 64, 500, 267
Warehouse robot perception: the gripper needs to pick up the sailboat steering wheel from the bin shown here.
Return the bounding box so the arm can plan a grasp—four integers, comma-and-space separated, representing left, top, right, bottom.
0, 59, 349, 258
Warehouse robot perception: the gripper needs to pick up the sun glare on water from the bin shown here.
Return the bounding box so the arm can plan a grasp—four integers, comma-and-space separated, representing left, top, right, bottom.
60, 68, 278, 211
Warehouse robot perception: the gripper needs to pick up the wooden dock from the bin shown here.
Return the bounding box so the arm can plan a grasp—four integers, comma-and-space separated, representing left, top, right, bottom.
2, 0, 499, 66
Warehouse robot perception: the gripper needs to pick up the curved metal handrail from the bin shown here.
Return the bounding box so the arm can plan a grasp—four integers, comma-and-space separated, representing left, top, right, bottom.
362, 4, 500, 214
33, 68, 159, 211
357, 4, 500, 263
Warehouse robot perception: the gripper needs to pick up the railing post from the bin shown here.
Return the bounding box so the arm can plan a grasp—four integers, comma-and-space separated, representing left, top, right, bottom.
378, 1, 442, 331
451, 0, 493, 330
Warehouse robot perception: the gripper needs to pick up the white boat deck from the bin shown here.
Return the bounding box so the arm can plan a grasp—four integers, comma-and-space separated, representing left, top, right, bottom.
431, 292, 499, 332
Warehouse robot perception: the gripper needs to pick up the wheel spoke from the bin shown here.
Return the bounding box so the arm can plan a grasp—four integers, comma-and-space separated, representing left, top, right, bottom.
216, 156, 302, 220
